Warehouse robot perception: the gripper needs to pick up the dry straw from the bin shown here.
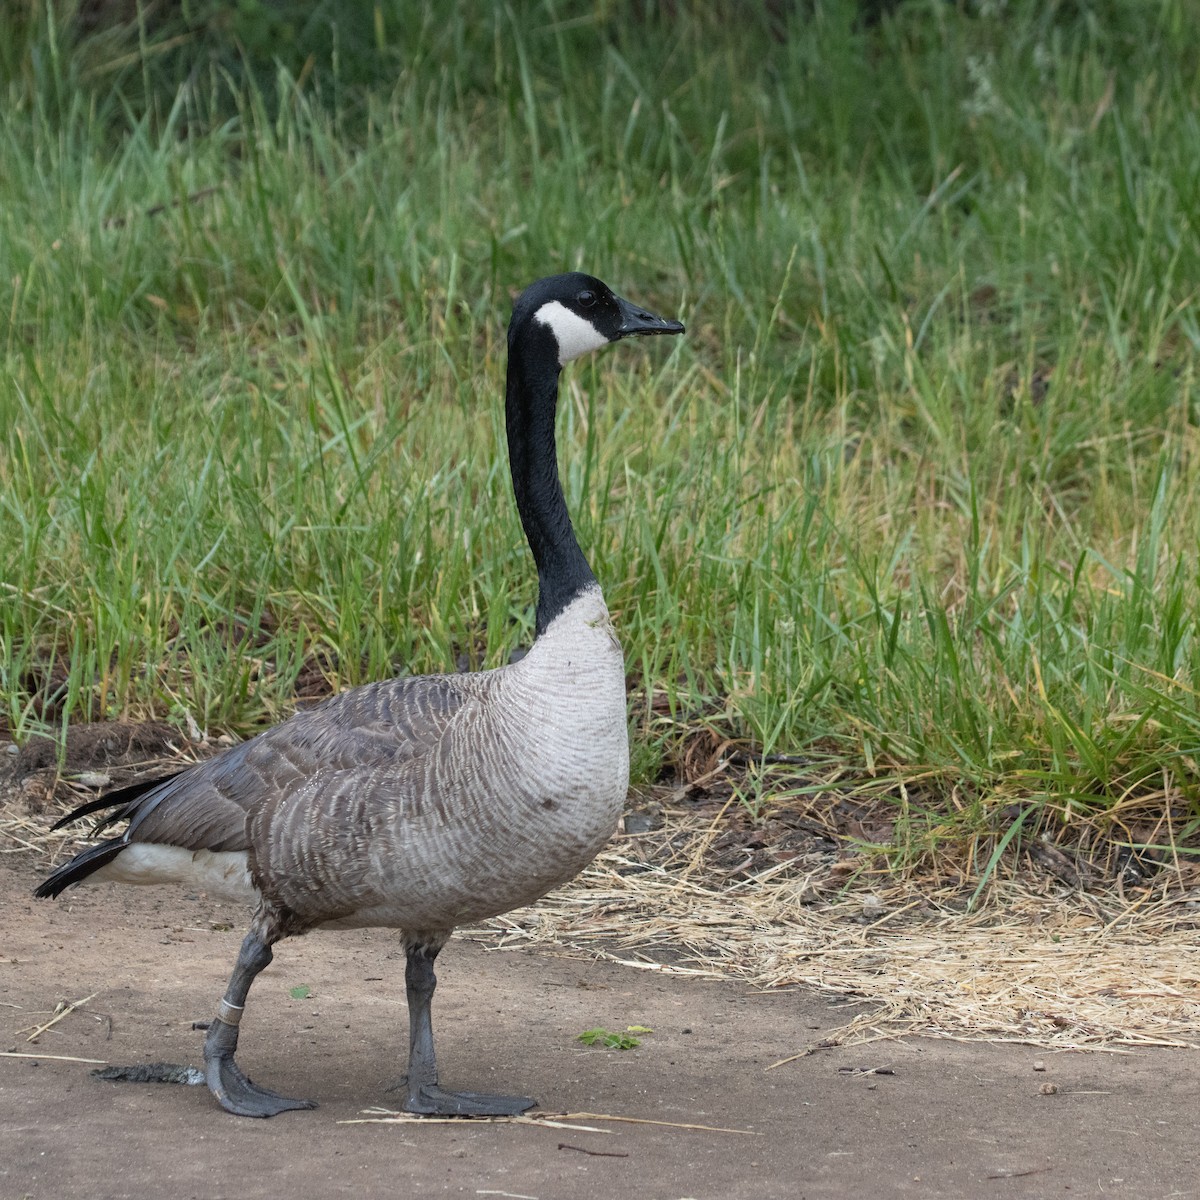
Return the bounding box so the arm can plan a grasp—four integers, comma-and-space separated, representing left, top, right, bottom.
481, 817, 1200, 1054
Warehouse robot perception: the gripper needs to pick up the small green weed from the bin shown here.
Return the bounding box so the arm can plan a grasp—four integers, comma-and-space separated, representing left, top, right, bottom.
577, 1026, 653, 1051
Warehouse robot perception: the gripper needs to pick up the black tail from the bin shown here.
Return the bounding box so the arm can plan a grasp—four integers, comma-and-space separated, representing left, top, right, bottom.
34, 838, 127, 899
49, 770, 182, 833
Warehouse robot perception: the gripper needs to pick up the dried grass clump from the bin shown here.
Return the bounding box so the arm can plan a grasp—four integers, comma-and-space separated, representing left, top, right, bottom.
484, 819, 1200, 1054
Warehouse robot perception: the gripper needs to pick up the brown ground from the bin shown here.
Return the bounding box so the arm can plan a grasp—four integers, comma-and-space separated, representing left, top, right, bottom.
2, 856, 1198, 1200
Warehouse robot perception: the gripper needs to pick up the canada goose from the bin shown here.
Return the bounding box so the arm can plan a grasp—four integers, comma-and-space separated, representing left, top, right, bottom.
35, 273, 684, 1118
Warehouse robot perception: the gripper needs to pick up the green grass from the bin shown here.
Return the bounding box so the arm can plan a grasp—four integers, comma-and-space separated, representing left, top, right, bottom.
2, 0, 1200, 879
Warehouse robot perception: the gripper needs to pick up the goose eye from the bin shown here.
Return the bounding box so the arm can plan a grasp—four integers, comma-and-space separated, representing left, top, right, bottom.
577, 290, 596, 309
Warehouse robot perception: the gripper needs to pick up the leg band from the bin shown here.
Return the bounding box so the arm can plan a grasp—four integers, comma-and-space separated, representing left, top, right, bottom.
216, 999, 245, 1026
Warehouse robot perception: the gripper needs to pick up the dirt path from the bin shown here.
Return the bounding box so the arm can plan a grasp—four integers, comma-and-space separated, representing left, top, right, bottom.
1, 857, 1195, 1200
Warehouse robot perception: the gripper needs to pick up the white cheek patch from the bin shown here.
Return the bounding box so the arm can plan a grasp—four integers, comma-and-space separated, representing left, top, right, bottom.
533, 300, 609, 365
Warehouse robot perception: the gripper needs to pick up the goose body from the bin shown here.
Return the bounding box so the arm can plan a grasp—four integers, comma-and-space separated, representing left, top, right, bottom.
80, 585, 626, 928
36, 273, 684, 1117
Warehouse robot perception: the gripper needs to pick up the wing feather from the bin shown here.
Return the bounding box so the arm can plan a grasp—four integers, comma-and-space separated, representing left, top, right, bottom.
38, 673, 474, 896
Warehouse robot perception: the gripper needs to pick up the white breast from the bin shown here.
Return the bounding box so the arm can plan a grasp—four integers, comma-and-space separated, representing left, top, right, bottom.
339, 586, 629, 931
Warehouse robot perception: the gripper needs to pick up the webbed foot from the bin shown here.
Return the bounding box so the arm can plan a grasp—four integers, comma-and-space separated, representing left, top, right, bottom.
205, 1052, 317, 1118
203, 1016, 316, 1118
403, 1083, 536, 1117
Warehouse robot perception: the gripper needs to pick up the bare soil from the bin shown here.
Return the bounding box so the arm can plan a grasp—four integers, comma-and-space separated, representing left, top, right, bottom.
2, 857, 1197, 1200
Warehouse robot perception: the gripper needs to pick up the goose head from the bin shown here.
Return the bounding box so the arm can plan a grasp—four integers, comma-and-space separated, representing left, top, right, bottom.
510, 273, 685, 367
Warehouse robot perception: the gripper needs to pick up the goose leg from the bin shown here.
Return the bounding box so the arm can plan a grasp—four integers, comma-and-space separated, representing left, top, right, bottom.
399, 942, 535, 1116
203, 927, 316, 1118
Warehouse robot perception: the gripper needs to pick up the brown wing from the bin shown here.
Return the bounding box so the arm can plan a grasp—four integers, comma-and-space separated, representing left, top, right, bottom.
121, 673, 473, 852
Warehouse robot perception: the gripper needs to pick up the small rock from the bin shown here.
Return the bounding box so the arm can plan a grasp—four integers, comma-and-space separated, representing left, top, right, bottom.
1033, 1060, 1046, 1072
1039, 1082, 1058, 1095
76, 771, 112, 789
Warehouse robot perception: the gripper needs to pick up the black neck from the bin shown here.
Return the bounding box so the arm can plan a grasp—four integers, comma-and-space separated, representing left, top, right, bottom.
506, 326, 597, 636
